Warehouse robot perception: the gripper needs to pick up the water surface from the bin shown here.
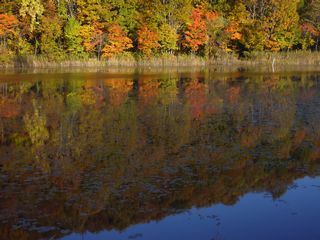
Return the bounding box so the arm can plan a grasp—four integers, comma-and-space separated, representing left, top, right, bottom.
0, 68, 320, 240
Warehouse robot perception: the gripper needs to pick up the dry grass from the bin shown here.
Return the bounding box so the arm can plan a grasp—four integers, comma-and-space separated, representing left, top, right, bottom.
242, 50, 320, 66
1, 51, 320, 69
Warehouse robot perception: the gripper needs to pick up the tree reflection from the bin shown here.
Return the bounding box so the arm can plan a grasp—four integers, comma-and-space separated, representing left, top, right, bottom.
0, 71, 320, 239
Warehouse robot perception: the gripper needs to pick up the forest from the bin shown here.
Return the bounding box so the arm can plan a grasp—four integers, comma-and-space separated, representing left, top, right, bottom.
0, 0, 320, 64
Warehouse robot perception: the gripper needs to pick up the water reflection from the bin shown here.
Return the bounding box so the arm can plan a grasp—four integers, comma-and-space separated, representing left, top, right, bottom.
63, 176, 320, 240
0, 70, 320, 240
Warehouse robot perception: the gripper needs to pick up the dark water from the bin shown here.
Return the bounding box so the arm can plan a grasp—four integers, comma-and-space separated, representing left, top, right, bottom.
0, 68, 320, 240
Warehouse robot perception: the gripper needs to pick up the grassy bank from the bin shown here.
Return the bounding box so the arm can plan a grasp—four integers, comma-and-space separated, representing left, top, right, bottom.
1, 51, 320, 69
240, 51, 320, 66
0, 54, 208, 69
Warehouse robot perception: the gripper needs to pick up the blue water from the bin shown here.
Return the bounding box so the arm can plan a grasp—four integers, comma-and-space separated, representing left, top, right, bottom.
64, 177, 320, 240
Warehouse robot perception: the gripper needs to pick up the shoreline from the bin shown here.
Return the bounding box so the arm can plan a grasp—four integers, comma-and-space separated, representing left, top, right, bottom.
1, 51, 320, 70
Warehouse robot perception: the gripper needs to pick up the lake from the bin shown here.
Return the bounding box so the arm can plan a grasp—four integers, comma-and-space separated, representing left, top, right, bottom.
0, 68, 320, 240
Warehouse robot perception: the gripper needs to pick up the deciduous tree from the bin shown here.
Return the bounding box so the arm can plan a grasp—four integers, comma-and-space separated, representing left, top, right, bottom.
137, 25, 160, 55
158, 23, 178, 53
19, 0, 44, 32
182, 6, 209, 53
263, 0, 301, 51
64, 17, 84, 56
0, 14, 18, 37
102, 24, 133, 58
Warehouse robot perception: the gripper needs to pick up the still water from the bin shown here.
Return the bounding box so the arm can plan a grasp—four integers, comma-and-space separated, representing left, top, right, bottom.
0, 68, 320, 240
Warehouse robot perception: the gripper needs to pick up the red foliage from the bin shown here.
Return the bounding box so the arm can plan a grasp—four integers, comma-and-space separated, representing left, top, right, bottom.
182, 6, 209, 52
0, 14, 18, 36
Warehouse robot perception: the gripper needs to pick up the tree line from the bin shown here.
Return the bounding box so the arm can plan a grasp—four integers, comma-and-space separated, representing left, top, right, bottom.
0, 0, 320, 61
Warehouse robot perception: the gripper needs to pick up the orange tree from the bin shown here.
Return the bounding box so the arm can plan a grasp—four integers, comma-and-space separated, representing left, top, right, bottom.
80, 22, 105, 57
137, 25, 160, 56
0, 14, 18, 38
0, 13, 18, 58
102, 24, 133, 58
182, 5, 208, 53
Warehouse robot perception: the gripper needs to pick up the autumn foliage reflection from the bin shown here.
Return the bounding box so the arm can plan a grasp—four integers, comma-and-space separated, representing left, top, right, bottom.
0, 71, 320, 239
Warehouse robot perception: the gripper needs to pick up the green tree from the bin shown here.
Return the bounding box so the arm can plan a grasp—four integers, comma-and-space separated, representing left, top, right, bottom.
39, 0, 63, 57
106, 0, 139, 33
57, 0, 69, 20
158, 23, 178, 53
40, 16, 63, 57
240, 21, 265, 51
64, 17, 84, 56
